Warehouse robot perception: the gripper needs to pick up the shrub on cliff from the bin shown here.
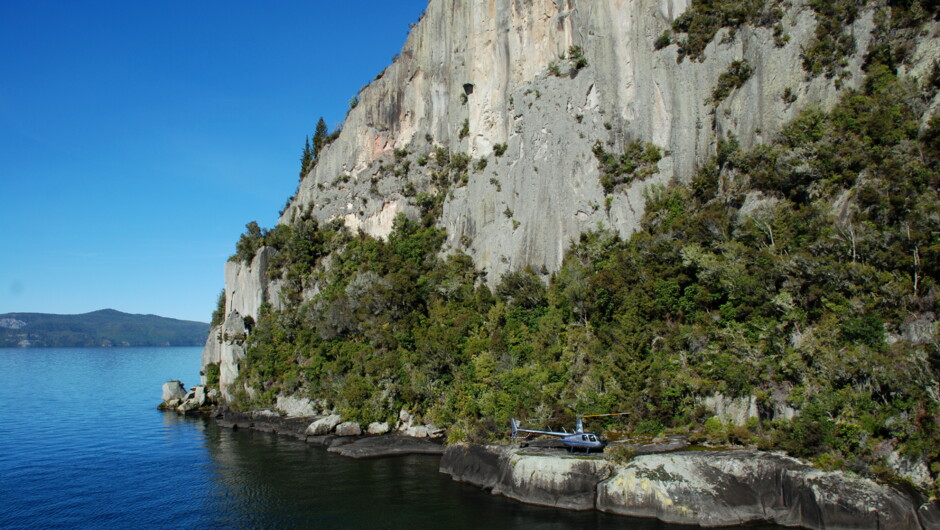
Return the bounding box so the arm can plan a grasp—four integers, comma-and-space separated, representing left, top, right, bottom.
210, 290, 226, 327
229, 58, 939, 494
231, 221, 262, 263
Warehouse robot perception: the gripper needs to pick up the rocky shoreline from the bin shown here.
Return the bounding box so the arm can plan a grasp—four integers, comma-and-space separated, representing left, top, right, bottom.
159, 384, 939, 529
442, 444, 940, 529
212, 408, 446, 458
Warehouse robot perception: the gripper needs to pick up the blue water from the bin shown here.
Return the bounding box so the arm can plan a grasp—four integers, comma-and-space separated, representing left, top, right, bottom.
0, 347, 749, 528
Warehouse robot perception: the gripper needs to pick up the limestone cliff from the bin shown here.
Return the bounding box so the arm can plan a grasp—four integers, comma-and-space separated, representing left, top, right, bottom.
284, 0, 882, 275
203, 0, 940, 402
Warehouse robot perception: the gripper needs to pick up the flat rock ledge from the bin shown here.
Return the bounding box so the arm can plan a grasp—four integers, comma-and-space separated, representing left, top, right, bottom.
440, 445, 940, 529
213, 409, 443, 458
327, 434, 444, 459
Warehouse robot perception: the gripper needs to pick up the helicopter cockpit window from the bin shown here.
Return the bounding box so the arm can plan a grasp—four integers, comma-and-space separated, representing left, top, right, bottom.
581, 435, 587, 441
589, 435, 597, 442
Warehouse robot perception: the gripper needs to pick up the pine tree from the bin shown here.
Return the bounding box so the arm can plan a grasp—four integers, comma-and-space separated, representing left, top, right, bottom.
313, 117, 329, 159
299, 136, 313, 180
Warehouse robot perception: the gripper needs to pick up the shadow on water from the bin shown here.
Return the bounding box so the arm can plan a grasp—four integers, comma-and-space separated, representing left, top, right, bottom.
190, 416, 785, 530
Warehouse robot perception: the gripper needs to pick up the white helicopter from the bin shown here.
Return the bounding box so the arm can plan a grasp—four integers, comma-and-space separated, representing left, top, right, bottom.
510, 413, 629, 453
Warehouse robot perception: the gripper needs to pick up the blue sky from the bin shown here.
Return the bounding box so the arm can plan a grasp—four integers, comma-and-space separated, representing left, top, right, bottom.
0, 1, 428, 322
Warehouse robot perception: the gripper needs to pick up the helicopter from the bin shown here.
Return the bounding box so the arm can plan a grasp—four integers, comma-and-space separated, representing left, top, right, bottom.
510, 413, 628, 453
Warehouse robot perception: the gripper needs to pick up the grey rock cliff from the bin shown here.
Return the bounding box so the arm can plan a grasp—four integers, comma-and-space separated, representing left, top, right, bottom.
281, 0, 904, 279
204, 0, 940, 406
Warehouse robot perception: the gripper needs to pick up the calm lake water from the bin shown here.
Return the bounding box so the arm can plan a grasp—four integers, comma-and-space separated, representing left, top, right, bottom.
0, 347, 765, 528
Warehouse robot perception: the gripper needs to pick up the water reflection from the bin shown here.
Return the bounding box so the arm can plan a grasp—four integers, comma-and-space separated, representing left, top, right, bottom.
197, 421, 709, 529
0, 345, 782, 530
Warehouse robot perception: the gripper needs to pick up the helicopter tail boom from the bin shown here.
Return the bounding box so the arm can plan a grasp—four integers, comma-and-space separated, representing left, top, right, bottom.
510, 418, 569, 438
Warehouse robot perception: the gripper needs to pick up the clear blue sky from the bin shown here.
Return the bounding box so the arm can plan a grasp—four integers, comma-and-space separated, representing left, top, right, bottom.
0, 1, 428, 322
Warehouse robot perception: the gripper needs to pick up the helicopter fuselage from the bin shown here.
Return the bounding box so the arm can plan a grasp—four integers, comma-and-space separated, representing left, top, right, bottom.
510, 418, 606, 452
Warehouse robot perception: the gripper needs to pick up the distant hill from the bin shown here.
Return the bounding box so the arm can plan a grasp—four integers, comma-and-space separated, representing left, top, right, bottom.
0, 309, 210, 348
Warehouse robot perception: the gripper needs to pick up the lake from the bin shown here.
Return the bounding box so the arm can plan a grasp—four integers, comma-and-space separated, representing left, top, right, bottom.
0, 347, 759, 528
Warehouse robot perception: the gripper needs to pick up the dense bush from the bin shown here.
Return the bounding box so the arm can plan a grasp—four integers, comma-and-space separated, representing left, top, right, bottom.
228, 43, 939, 494
670, 0, 783, 61
231, 221, 263, 263
210, 290, 226, 327
710, 60, 753, 105
205, 362, 220, 388
593, 140, 663, 194
801, 0, 860, 82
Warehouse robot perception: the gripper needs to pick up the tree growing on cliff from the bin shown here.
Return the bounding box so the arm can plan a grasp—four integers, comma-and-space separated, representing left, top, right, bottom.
299, 136, 313, 180
299, 118, 330, 180
313, 117, 329, 159
232, 221, 262, 263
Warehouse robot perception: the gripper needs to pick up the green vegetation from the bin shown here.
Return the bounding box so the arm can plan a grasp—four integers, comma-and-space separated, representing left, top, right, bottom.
800, 0, 860, 83
654, 30, 672, 50
0, 309, 209, 348
549, 46, 588, 76
670, 0, 784, 61
232, 221, 263, 263
428, 146, 472, 188
593, 141, 664, 194
710, 60, 753, 105
298, 117, 336, 180
667, 0, 939, 82
229, 60, 940, 492
567, 45, 588, 70
204, 362, 221, 388
211, 290, 226, 327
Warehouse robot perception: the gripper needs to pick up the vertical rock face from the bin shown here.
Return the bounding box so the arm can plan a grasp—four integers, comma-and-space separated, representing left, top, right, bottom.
493, 452, 610, 510
218, 313, 247, 399
204, 0, 940, 393
225, 246, 277, 321
204, 247, 280, 398
282, 0, 882, 276
200, 328, 220, 386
